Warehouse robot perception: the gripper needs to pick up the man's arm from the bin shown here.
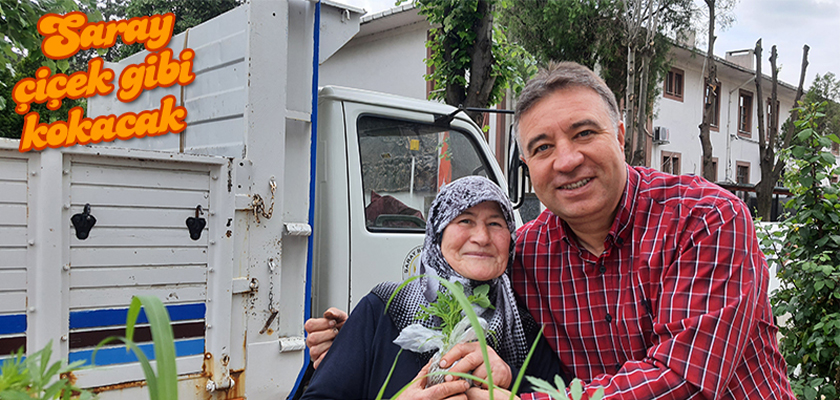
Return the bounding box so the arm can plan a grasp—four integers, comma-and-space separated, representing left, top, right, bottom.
517, 198, 773, 400
572, 198, 765, 399
304, 307, 347, 369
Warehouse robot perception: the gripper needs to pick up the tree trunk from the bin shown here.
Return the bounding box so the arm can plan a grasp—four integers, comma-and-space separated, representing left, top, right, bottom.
698, 0, 716, 180
772, 45, 810, 181
625, 46, 637, 163
462, 0, 496, 126
758, 45, 808, 220
631, 50, 651, 166
754, 39, 773, 220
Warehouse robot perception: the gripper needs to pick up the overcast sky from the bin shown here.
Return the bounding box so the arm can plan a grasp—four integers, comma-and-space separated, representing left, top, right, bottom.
342, 0, 839, 89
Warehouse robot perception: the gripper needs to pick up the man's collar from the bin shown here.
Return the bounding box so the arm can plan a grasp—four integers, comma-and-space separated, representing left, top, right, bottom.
606, 164, 639, 248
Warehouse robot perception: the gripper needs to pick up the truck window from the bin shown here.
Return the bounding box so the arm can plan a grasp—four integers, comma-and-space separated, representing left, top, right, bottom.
358, 115, 492, 232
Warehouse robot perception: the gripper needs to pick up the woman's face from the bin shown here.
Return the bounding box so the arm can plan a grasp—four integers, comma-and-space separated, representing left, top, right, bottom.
440, 201, 510, 281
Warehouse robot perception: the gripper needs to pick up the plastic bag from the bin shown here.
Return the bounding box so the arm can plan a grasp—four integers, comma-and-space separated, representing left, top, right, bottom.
394, 316, 488, 388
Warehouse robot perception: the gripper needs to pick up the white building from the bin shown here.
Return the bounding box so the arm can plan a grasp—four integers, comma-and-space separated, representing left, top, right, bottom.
653, 43, 800, 185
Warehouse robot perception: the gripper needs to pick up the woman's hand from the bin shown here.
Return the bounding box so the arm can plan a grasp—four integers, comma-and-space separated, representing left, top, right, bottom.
465, 386, 520, 400
401, 363, 471, 400
438, 343, 512, 390
303, 307, 348, 368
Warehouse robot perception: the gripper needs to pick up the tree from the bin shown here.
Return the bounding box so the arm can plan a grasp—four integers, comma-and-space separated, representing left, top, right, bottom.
0, 52, 87, 138
803, 72, 840, 143
622, 0, 694, 166
0, 0, 99, 110
698, 0, 719, 180
0, 0, 242, 138
407, 0, 516, 125
753, 44, 809, 220
764, 101, 840, 400
502, 0, 693, 166
502, 0, 626, 98
118, 0, 243, 60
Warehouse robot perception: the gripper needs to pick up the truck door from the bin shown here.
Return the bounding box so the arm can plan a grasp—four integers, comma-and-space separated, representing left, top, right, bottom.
342, 104, 501, 311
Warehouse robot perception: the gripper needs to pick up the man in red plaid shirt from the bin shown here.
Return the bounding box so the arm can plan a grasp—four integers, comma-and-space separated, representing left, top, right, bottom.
471, 61, 794, 399
305, 62, 794, 399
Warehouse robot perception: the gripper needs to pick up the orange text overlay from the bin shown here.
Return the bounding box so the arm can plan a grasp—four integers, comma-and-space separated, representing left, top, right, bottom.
19, 95, 187, 152
38, 12, 175, 59
12, 49, 194, 115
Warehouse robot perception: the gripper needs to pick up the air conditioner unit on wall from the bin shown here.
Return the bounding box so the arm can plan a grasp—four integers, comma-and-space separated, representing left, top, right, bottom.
654, 126, 670, 145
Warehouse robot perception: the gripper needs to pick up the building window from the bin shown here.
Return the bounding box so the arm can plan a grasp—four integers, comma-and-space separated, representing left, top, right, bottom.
662, 151, 681, 175
704, 82, 721, 130
738, 90, 753, 137
664, 67, 684, 102
736, 161, 750, 184
711, 157, 718, 182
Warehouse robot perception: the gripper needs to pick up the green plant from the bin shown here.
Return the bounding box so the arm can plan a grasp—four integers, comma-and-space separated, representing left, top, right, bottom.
415, 282, 493, 338
765, 101, 840, 400
382, 276, 604, 400
0, 341, 95, 400
526, 375, 604, 400
94, 295, 178, 400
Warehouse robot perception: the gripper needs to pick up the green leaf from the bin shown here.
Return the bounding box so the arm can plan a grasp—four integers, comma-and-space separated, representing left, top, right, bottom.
134, 296, 178, 400
56, 59, 70, 73
570, 379, 583, 400
435, 277, 494, 399
797, 128, 814, 142
525, 376, 566, 400
510, 326, 544, 398
374, 349, 402, 400
98, 336, 159, 397
554, 375, 566, 393
473, 284, 490, 297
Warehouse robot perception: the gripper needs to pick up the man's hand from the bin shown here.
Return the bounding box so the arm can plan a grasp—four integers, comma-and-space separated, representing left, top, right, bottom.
465, 386, 519, 400
304, 307, 348, 369
400, 363, 470, 400
438, 343, 512, 390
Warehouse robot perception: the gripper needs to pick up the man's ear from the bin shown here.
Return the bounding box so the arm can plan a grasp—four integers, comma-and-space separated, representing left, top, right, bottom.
616, 121, 626, 150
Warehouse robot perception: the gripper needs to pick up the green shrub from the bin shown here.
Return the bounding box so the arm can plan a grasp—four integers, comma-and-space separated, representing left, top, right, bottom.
763, 101, 840, 400
0, 341, 94, 400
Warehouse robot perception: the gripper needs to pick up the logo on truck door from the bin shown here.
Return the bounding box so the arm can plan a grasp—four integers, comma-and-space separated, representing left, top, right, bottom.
402, 245, 423, 280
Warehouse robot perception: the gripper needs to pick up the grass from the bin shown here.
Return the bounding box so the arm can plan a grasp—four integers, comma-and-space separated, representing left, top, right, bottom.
94, 295, 178, 400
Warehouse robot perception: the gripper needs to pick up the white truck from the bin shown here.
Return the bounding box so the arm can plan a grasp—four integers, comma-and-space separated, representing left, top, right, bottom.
0, 1, 515, 399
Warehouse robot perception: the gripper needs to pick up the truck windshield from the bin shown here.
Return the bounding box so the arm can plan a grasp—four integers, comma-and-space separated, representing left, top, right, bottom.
358, 115, 492, 233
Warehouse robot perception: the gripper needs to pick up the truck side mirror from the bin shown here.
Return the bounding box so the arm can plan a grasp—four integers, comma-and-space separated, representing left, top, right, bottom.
507, 126, 529, 210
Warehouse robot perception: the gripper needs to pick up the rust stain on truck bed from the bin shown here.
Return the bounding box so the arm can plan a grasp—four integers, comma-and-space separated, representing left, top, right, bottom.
91, 379, 148, 393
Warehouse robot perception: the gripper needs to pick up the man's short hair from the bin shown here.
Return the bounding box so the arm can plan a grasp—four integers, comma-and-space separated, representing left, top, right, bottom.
513, 61, 621, 154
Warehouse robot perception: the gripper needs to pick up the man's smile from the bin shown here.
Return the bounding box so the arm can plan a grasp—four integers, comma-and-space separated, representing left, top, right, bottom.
559, 177, 593, 190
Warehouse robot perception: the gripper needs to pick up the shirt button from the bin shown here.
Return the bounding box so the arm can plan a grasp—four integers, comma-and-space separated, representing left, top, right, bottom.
605, 314, 612, 323
599, 265, 606, 274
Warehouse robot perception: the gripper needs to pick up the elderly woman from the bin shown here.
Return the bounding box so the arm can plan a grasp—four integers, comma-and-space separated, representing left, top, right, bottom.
301, 176, 566, 400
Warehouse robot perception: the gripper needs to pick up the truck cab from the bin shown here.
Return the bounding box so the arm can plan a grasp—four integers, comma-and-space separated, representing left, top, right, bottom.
314, 86, 508, 316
